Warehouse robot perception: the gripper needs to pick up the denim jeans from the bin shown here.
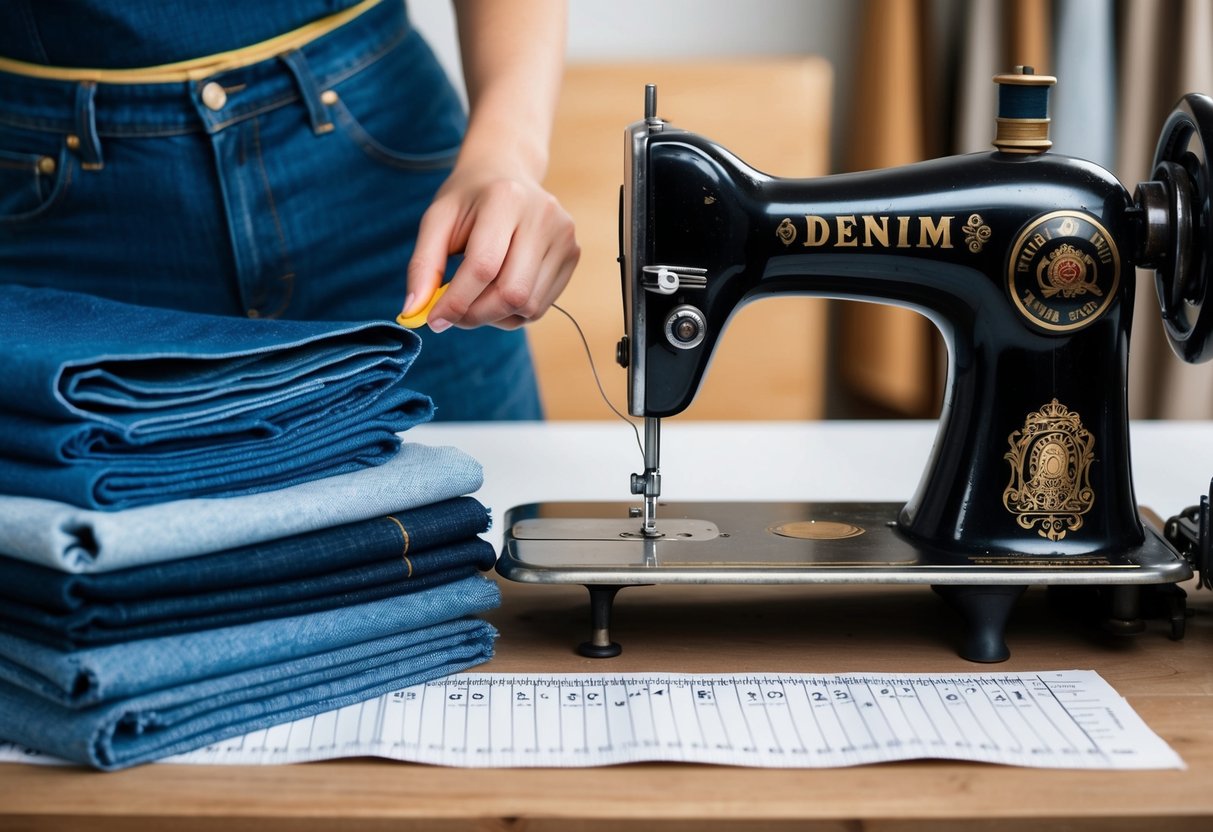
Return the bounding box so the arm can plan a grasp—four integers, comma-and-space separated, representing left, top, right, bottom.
0, 0, 542, 422
0, 285, 436, 509
0, 496, 490, 609
0, 572, 500, 706
0, 617, 496, 770
0, 441, 484, 572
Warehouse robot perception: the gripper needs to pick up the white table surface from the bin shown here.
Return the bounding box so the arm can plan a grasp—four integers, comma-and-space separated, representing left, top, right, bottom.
410, 420, 1213, 546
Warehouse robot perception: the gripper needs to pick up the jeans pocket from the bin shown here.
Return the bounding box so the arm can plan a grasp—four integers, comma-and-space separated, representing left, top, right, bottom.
332, 98, 460, 170
328, 28, 465, 171
0, 128, 71, 223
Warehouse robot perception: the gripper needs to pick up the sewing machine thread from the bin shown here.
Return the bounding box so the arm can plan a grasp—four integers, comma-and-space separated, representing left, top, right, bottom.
552, 303, 644, 461
993, 66, 1055, 153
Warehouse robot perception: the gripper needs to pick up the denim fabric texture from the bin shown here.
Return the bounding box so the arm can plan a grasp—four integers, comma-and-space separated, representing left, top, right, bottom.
1, 531, 496, 646
0, 286, 424, 425
0, 285, 437, 509
0, 573, 500, 707
0, 442, 484, 572
0, 496, 490, 609
0, 0, 542, 422
1, 556, 493, 647
0, 617, 496, 770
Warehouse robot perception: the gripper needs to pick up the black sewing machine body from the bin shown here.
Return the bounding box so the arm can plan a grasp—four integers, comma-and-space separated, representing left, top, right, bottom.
499, 78, 1213, 662
624, 128, 1140, 556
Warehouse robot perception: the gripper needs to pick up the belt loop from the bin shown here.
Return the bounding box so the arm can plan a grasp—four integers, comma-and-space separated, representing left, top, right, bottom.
72, 81, 104, 170
280, 49, 335, 135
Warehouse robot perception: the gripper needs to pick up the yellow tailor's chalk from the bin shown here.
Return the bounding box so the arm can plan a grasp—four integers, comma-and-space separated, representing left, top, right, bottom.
396, 284, 449, 329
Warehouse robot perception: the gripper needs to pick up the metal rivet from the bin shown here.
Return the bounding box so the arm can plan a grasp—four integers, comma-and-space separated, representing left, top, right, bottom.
65, 134, 80, 150
37, 156, 56, 175
320, 90, 338, 106
201, 82, 228, 111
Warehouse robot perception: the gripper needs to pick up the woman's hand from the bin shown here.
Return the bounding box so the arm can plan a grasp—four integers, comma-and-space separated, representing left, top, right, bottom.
404, 160, 578, 331
401, 0, 577, 332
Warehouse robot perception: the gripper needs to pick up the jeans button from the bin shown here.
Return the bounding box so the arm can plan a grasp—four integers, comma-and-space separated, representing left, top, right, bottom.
201, 82, 228, 111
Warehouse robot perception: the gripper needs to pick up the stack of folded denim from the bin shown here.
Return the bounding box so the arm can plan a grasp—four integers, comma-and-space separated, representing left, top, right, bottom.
0, 285, 437, 508
0, 286, 501, 769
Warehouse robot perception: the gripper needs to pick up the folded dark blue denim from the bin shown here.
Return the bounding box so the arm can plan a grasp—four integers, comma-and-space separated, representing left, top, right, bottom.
0, 617, 497, 770
0, 496, 491, 609
1, 559, 492, 648
0, 285, 434, 509
0, 538, 496, 647
0, 573, 500, 707
0, 443, 484, 573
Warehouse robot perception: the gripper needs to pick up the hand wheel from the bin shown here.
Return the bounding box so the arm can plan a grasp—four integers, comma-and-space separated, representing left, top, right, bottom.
1139, 93, 1213, 363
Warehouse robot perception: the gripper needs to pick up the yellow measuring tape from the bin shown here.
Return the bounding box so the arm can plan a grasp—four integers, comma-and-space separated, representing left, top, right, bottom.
0, 0, 381, 83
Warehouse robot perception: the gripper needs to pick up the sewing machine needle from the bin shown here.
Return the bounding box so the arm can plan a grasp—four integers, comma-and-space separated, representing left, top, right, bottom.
642, 416, 661, 537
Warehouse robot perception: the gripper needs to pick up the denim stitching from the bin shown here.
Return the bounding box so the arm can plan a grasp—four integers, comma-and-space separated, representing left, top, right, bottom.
0, 110, 202, 136
384, 515, 413, 578
208, 91, 299, 133
248, 115, 295, 318
0, 142, 71, 224
332, 100, 460, 170
312, 21, 406, 94
206, 23, 404, 134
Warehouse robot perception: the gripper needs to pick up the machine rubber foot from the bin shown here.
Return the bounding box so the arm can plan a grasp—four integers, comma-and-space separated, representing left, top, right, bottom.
578, 585, 625, 659
933, 584, 1027, 663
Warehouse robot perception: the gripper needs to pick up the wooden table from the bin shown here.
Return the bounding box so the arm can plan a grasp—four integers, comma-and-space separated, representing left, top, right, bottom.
5, 422, 1213, 830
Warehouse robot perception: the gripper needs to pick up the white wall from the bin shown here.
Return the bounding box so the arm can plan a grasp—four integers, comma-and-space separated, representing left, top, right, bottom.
408, 0, 854, 164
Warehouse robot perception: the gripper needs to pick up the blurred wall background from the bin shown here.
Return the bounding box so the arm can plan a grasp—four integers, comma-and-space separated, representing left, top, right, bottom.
409, 0, 1213, 420
410, 0, 854, 164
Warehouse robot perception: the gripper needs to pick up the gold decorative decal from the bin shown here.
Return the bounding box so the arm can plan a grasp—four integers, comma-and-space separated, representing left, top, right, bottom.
1007, 210, 1120, 332
773, 215, 956, 250
962, 213, 992, 253
776, 217, 797, 246
1038, 244, 1103, 299
1003, 399, 1095, 541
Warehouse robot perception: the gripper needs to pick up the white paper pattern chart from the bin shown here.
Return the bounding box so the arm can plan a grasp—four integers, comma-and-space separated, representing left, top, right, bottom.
170, 670, 1181, 769
0, 670, 1183, 769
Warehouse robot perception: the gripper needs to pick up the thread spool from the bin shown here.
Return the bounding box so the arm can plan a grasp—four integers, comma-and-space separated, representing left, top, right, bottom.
993, 66, 1056, 154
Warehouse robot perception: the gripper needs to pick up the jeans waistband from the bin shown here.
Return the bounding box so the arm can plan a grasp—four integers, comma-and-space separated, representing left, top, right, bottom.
0, 0, 409, 138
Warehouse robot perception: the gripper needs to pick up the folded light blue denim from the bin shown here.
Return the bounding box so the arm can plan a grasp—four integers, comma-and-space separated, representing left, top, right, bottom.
0, 617, 497, 770
0, 497, 491, 609
0, 442, 484, 573
0, 573, 500, 708
1, 539, 496, 647
0, 285, 434, 509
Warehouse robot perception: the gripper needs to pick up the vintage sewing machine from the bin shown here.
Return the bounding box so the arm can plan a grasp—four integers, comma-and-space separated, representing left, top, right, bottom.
497, 69, 1213, 662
